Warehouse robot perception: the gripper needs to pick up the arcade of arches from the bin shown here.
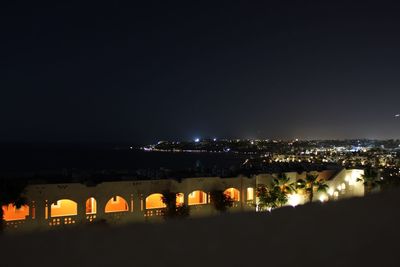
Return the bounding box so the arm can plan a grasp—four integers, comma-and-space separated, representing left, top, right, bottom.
2, 188, 248, 221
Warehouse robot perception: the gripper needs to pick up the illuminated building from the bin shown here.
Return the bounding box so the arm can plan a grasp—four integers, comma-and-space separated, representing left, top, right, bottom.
1, 169, 364, 232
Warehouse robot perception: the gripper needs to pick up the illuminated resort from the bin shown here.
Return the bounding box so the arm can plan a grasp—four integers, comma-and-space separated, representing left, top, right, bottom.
2, 168, 364, 231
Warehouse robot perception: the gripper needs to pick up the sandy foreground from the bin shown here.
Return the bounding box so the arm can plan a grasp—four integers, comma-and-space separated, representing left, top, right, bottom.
1, 190, 400, 267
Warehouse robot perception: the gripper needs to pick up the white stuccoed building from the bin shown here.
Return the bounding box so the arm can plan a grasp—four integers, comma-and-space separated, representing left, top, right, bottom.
2, 168, 364, 232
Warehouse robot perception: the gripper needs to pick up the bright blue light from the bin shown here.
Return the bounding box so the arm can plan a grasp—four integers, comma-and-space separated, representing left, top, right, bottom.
194, 138, 200, 143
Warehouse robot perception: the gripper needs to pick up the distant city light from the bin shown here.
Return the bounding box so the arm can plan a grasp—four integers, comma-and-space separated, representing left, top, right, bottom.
213, 138, 217, 141
194, 138, 200, 143
395, 114, 400, 118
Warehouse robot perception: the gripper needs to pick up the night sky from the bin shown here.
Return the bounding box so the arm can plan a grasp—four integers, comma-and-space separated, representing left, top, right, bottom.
1, 1, 400, 144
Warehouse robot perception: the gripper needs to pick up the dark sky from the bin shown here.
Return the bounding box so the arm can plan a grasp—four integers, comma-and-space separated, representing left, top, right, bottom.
1, 1, 400, 144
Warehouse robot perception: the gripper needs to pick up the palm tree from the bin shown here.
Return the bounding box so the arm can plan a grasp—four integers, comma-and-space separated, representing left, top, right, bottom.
296, 173, 328, 203
0, 178, 27, 232
161, 191, 189, 219
357, 167, 380, 194
256, 185, 279, 211
271, 173, 296, 207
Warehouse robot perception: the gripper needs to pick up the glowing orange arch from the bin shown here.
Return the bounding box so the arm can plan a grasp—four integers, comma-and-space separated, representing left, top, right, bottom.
145, 193, 166, 209
188, 190, 208, 205
224, 188, 240, 201
86, 197, 97, 214
105, 196, 129, 213
51, 199, 77, 217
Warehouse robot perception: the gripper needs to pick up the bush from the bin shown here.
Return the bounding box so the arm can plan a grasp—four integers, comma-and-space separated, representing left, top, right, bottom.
210, 190, 233, 212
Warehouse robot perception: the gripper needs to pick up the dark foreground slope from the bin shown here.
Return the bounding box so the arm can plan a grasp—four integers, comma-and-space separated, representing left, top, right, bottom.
2, 190, 400, 267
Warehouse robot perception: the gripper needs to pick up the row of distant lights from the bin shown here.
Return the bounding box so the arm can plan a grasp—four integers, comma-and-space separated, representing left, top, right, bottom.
194, 138, 217, 142
195, 138, 256, 148
195, 138, 231, 152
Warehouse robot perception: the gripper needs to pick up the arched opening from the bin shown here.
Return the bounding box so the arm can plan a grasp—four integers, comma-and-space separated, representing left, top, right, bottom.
51, 199, 77, 217
176, 193, 184, 206
86, 197, 97, 214
247, 187, 254, 201
188, 190, 207, 205
224, 188, 240, 201
105, 196, 129, 213
2, 204, 29, 221
146, 193, 166, 209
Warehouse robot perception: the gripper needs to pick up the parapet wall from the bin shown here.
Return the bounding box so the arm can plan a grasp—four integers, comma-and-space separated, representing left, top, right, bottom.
2, 169, 364, 232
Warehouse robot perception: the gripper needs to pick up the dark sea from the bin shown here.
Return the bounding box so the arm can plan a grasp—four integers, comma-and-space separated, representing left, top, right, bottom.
0, 144, 247, 173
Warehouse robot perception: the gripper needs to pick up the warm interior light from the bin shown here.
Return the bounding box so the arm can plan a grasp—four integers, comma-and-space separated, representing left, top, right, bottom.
247, 187, 254, 201
2, 204, 30, 221
105, 196, 129, 213
86, 197, 97, 214
224, 188, 240, 201
51, 199, 77, 217
176, 193, 184, 206
188, 190, 207, 205
145, 193, 166, 209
